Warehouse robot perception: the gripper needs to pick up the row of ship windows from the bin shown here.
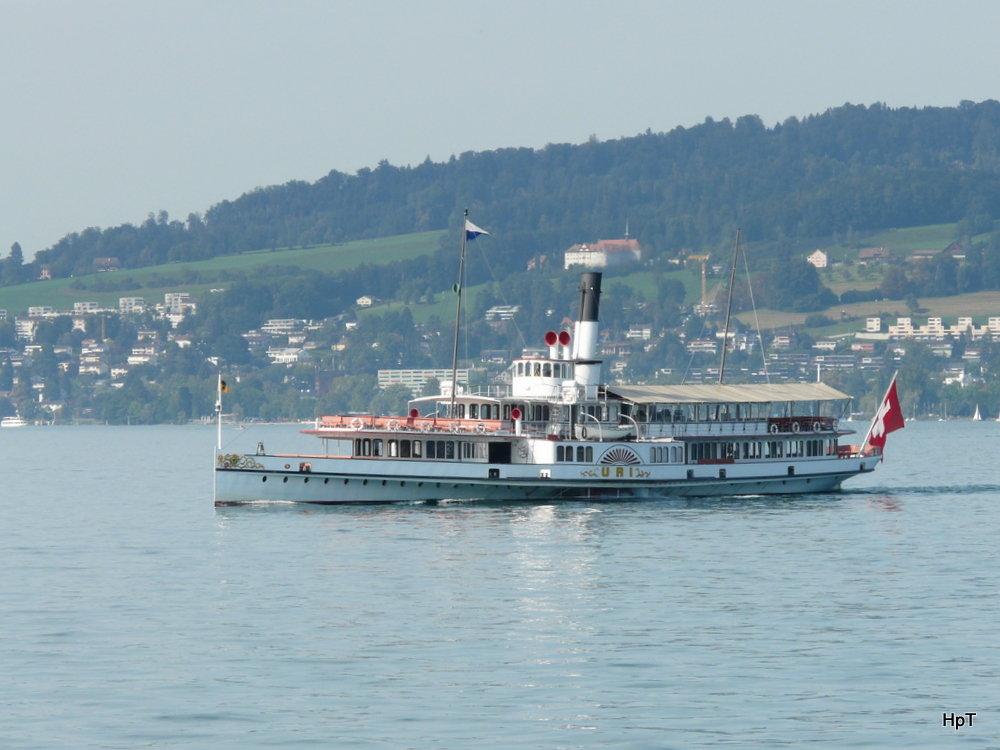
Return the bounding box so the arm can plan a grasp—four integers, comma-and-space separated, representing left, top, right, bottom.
649, 446, 684, 463
451, 403, 501, 420
516, 361, 574, 379
625, 404, 774, 423
689, 439, 838, 461
445, 403, 609, 423
353, 437, 837, 464
555, 446, 595, 462
354, 438, 488, 460
446, 403, 550, 421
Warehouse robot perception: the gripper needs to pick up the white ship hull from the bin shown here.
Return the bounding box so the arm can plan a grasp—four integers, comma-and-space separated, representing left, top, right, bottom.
214, 448, 876, 505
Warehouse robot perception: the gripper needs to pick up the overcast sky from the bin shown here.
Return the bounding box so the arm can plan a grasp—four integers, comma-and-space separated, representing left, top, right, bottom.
2, 0, 1000, 258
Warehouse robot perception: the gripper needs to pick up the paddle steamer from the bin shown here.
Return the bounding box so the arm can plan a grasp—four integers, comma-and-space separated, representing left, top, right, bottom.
215, 270, 894, 504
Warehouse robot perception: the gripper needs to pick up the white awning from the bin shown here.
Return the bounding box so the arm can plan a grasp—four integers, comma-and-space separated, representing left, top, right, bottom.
607, 382, 850, 404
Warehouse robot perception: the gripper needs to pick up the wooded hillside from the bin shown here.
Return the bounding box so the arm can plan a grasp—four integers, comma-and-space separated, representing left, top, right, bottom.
17, 100, 1000, 286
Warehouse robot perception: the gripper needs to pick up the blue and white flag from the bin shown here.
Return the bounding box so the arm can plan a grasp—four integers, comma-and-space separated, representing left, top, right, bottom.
465, 220, 489, 240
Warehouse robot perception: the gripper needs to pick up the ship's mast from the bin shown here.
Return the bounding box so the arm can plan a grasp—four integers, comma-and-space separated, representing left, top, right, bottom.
718, 228, 741, 385
449, 209, 470, 417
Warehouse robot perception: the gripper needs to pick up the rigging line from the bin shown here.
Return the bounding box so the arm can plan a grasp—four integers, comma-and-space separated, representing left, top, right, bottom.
718, 228, 741, 385
740, 237, 771, 385
462, 269, 469, 375
475, 241, 528, 350
220, 422, 257, 452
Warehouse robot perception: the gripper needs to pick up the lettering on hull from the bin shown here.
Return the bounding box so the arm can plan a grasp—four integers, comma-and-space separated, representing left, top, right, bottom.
580, 466, 651, 478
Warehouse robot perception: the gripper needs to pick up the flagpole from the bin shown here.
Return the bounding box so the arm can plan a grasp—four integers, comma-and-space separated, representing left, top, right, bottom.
449, 209, 469, 419
862, 370, 898, 449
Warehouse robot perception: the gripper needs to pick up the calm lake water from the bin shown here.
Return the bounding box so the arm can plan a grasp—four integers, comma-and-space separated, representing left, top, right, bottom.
2, 421, 997, 748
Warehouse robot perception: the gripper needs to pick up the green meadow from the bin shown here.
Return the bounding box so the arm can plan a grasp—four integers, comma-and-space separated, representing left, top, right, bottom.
0, 231, 445, 315
821, 221, 1000, 262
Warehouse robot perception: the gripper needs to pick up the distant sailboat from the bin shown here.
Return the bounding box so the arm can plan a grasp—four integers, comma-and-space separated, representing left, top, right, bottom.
973, 404, 982, 421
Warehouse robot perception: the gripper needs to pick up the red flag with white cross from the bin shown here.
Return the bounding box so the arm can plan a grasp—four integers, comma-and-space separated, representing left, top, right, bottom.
864, 373, 905, 452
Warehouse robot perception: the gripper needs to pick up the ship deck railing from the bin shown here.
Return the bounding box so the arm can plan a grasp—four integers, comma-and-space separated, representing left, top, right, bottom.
309, 415, 514, 435
462, 384, 512, 398
307, 415, 850, 442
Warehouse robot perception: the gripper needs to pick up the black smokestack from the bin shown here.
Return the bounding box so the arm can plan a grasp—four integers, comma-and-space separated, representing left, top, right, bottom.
577, 272, 602, 322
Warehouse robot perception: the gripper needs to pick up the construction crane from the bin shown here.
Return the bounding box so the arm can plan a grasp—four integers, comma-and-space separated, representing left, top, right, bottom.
687, 254, 712, 314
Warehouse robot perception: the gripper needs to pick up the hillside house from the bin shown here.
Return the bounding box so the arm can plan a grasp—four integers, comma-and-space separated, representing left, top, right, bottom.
377, 368, 469, 397
266, 347, 312, 364
858, 247, 894, 264
626, 325, 653, 340
120, 297, 145, 314
94, 257, 120, 272
484, 305, 520, 322
564, 238, 642, 270
807, 249, 830, 268
164, 293, 191, 314
15, 318, 38, 341
261, 319, 304, 335
685, 339, 718, 355
943, 242, 965, 259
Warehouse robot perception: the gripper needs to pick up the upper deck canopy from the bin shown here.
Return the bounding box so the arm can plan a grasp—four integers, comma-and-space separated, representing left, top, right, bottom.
607, 382, 850, 404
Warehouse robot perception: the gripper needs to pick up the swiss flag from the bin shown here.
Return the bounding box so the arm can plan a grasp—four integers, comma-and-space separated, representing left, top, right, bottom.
866, 375, 905, 450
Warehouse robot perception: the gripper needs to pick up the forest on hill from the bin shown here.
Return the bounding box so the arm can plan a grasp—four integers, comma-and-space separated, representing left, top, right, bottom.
9, 99, 1000, 295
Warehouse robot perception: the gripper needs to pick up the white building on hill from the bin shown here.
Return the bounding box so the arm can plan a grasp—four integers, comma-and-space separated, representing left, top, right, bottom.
807, 249, 829, 268
564, 238, 642, 270
378, 368, 470, 397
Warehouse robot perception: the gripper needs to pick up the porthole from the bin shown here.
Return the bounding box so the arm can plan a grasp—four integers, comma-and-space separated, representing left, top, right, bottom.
400, 481, 405, 486
436, 482, 441, 488
418, 482, 423, 487
304, 478, 309, 484
363, 479, 368, 485
282, 477, 288, 483
324, 478, 329, 484
262, 476, 267, 483
343, 479, 349, 485
382, 480, 387, 486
